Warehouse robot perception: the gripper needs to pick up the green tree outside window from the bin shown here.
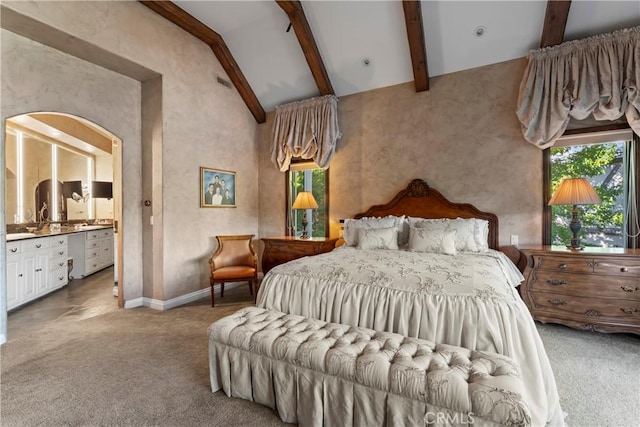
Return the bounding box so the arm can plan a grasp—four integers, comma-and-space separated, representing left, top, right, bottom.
289, 168, 327, 238
550, 142, 624, 247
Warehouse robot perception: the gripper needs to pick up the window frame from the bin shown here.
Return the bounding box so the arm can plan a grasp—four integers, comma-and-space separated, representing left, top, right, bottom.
543, 125, 639, 248
284, 160, 330, 238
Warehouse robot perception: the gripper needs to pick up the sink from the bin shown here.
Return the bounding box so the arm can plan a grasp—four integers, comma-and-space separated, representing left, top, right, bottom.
6, 233, 36, 241
76, 225, 108, 231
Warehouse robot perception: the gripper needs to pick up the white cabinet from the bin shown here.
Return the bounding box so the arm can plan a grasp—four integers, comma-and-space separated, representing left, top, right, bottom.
6, 235, 67, 311
49, 236, 69, 292
68, 228, 114, 279
6, 247, 22, 309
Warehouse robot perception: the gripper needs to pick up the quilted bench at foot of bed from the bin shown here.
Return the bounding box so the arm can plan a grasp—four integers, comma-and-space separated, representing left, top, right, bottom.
208, 307, 531, 427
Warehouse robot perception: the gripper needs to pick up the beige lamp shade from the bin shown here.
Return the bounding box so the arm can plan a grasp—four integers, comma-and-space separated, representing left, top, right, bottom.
292, 191, 318, 210
548, 178, 601, 206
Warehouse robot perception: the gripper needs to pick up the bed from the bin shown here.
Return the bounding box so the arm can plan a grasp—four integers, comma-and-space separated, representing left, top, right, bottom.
256, 179, 564, 426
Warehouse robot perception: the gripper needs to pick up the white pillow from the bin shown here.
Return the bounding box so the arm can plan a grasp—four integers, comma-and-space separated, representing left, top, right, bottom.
343, 216, 405, 247
407, 225, 456, 256
471, 218, 490, 252
446, 219, 479, 252
393, 216, 410, 247
357, 227, 399, 250
408, 217, 484, 252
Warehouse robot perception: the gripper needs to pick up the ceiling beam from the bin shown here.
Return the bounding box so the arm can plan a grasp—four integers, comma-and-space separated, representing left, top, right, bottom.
139, 1, 266, 123
276, 1, 334, 95
539, 0, 571, 48
402, 1, 429, 92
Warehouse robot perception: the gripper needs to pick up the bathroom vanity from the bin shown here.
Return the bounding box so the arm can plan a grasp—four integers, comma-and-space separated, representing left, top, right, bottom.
67, 227, 114, 279
6, 226, 114, 310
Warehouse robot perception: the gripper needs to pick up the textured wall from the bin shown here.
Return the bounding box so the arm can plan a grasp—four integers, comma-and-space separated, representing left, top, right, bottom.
1, 1, 259, 305
259, 58, 543, 247
1, 29, 142, 302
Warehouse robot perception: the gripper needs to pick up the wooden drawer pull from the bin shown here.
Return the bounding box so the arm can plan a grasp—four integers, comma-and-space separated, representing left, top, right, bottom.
547, 279, 567, 286
558, 264, 567, 270
548, 299, 566, 306
620, 307, 638, 315
621, 286, 639, 292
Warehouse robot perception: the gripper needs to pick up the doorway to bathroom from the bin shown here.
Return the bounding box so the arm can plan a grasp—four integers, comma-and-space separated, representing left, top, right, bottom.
4, 112, 123, 338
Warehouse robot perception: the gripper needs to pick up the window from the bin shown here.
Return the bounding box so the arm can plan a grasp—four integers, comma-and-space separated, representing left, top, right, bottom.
286, 162, 329, 238
544, 129, 639, 248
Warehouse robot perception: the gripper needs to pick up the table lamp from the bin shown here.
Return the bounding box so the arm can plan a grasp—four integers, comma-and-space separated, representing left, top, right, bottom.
548, 178, 601, 250
292, 191, 318, 239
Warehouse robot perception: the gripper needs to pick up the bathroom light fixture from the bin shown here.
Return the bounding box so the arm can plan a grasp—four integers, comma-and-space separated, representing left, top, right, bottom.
52, 145, 58, 221
16, 130, 24, 223
87, 157, 94, 219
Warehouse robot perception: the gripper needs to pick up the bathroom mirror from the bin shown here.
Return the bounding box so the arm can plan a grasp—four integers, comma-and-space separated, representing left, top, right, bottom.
5, 113, 114, 225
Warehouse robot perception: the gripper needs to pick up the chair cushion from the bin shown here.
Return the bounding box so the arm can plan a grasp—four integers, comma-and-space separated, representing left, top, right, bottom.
212, 266, 256, 280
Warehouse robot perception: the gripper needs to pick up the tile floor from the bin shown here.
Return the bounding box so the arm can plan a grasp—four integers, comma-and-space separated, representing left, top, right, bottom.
7, 268, 258, 342
7, 267, 118, 341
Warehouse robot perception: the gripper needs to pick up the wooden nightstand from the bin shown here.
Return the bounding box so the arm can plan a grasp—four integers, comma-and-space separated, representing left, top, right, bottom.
520, 246, 640, 335
261, 237, 338, 274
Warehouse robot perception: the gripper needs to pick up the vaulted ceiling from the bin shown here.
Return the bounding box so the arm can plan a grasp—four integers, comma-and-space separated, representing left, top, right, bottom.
141, 1, 640, 123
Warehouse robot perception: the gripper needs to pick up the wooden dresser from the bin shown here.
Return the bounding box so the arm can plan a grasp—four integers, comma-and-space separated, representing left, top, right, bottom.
520, 246, 640, 335
261, 237, 338, 274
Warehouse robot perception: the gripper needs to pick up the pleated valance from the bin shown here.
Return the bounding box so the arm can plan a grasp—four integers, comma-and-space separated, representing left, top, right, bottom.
271, 94, 341, 171
516, 26, 640, 149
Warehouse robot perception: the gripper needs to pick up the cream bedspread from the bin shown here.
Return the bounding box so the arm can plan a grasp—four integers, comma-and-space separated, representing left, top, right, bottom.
256, 247, 564, 426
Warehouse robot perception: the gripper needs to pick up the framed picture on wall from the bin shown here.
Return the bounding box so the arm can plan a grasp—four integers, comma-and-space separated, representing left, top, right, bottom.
200, 166, 236, 208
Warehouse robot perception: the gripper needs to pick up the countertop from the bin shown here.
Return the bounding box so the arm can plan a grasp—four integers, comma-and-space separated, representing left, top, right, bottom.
6, 225, 114, 242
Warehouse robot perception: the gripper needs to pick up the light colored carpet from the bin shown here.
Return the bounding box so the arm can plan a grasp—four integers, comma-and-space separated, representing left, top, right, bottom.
535, 322, 640, 427
2, 294, 639, 426
1, 296, 287, 427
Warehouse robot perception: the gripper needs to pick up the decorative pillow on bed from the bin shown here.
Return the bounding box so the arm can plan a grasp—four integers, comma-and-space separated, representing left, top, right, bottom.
407, 225, 456, 255
408, 217, 485, 252
357, 227, 399, 250
343, 216, 405, 247
472, 218, 490, 252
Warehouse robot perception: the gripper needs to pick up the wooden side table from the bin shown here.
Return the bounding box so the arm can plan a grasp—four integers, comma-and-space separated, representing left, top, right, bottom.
261, 237, 338, 274
520, 245, 640, 335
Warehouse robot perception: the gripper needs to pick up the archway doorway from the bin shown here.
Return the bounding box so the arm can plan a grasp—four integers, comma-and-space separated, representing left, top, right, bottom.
4, 112, 123, 337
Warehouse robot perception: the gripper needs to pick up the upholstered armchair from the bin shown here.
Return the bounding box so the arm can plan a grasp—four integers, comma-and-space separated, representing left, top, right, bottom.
208, 235, 258, 307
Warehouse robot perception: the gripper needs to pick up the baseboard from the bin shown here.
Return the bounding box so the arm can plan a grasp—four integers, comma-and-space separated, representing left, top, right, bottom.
123, 282, 250, 311
124, 297, 144, 309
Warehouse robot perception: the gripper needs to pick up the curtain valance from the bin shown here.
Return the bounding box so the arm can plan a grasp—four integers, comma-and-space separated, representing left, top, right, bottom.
516, 26, 640, 149
271, 94, 341, 171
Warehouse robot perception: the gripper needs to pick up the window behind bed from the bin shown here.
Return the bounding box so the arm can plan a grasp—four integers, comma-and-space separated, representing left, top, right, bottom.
544, 129, 639, 248
286, 161, 329, 238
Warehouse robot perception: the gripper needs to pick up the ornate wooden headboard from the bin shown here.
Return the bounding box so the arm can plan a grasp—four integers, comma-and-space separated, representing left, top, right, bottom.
353, 179, 499, 250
